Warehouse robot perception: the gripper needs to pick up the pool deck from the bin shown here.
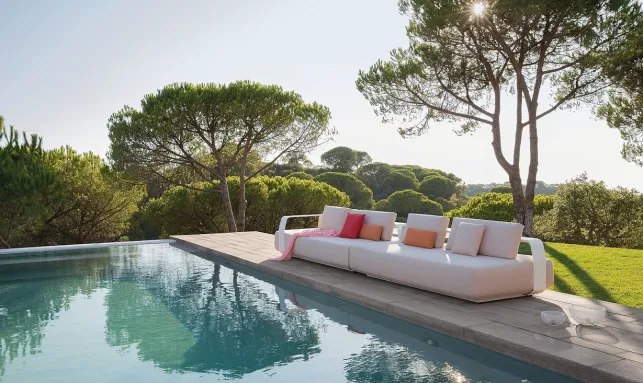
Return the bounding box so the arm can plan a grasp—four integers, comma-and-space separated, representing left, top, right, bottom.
171, 232, 643, 383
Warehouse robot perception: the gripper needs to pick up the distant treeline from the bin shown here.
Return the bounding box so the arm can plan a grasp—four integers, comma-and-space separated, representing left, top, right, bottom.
465, 181, 559, 197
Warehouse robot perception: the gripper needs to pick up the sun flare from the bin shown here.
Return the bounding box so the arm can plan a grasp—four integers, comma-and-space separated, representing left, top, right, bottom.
472, 2, 485, 16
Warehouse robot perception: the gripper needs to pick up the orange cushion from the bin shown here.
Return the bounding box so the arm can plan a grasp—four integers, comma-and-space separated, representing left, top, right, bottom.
404, 228, 437, 248
358, 224, 383, 241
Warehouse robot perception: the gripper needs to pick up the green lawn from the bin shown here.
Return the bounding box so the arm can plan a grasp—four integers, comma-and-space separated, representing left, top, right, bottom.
520, 242, 643, 309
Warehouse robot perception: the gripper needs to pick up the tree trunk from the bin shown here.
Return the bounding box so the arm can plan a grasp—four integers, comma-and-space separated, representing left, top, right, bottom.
523, 202, 535, 237
236, 148, 250, 232
237, 180, 247, 232
219, 176, 237, 232
523, 110, 539, 237
507, 168, 528, 229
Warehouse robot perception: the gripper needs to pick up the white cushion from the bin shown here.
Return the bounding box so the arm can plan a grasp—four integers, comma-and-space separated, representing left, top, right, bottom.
451, 223, 485, 256
351, 209, 397, 241
404, 214, 450, 248
446, 217, 523, 259
275, 229, 351, 269
317, 206, 350, 232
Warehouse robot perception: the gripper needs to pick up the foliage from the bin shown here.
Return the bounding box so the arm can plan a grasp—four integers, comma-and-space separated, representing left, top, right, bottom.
0, 119, 58, 248
36, 148, 144, 245
489, 186, 514, 194
434, 197, 455, 213
597, 18, 643, 165
418, 175, 457, 200
395, 165, 462, 184
283, 151, 313, 170
533, 175, 643, 248
139, 177, 350, 237
381, 171, 419, 197
447, 193, 554, 222
108, 81, 333, 231
0, 122, 141, 248
356, 0, 641, 235
320, 146, 372, 173
388, 167, 417, 181
286, 171, 313, 180
313, 172, 373, 209
355, 162, 393, 200
375, 190, 443, 218
466, 181, 559, 196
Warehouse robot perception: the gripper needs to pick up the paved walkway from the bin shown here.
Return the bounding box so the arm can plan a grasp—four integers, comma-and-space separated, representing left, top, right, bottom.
171, 231, 643, 383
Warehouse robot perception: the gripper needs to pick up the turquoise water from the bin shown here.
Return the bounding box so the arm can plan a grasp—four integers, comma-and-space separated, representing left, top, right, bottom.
0, 243, 577, 382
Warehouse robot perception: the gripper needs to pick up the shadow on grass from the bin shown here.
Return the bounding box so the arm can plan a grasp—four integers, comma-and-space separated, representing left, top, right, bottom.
543, 244, 616, 303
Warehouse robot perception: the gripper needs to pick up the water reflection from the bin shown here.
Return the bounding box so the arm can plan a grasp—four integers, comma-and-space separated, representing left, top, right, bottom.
0, 245, 578, 382
105, 254, 322, 378
0, 256, 113, 376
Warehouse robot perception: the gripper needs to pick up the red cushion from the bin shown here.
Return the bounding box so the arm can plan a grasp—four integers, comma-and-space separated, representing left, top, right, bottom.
338, 213, 366, 239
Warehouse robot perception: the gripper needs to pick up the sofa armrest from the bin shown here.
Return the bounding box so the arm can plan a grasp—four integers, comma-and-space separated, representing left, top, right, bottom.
277, 214, 322, 252
521, 237, 547, 294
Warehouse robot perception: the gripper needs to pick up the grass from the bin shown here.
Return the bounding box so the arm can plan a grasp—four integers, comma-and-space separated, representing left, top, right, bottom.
520, 242, 643, 309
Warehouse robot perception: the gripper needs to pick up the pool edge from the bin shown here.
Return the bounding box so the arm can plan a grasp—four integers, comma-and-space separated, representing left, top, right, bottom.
0, 239, 176, 257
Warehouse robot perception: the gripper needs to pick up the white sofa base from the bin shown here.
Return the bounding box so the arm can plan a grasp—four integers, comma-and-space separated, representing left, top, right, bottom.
275, 226, 553, 303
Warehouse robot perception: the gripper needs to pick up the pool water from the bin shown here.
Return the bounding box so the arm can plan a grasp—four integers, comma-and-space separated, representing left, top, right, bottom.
0, 243, 577, 382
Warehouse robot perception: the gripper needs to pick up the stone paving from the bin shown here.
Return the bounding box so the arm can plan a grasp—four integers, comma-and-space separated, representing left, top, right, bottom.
171, 231, 643, 383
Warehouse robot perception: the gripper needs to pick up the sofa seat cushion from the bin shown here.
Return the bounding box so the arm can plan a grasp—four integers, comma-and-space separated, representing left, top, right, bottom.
275, 229, 399, 270
349, 242, 554, 302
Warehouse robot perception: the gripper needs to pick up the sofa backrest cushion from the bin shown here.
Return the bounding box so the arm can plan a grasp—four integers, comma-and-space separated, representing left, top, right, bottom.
446, 217, 523, 259
404, 214, 450, 248
351, 209, 397, 241
451, 223, 485, 256
318, 206, 350, 232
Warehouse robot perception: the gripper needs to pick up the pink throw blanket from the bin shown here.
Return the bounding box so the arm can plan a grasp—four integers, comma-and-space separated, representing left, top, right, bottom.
274, 229, 338, 261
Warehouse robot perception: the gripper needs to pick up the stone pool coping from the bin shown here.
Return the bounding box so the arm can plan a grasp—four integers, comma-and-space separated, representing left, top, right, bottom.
0, 239, 175, 257
171, 232, 643, 383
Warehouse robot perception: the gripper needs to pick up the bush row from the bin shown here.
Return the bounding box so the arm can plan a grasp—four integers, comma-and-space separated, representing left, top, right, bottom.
134, 176, 350, 238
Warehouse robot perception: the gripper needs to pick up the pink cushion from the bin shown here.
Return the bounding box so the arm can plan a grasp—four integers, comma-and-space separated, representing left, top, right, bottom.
339, 213, 366, 239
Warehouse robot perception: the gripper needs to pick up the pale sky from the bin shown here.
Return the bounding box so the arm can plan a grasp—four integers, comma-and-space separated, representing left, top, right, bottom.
2, 0, 642, 190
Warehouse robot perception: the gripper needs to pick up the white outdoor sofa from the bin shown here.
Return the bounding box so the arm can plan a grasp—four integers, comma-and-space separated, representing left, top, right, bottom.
274, 206, 554, 303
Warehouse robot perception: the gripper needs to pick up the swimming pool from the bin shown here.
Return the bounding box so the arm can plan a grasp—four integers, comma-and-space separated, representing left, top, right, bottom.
0, 243, 577, 382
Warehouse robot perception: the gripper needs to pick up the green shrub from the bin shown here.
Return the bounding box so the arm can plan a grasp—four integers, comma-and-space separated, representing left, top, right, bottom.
533, 175, 643, 248
382, 171, 418, 197
140, 176, 351, 236
375, 190, 443, 218
434, 197, 456, 212
286, 171, 313, 180
373, 199, 391, 211
418, 175, 457, 199
356, 162, 393, 200
0, 139, 143, 247
447, 192, 554, 222
388, 167, 417, 181
314, 172, 374, 209
489, 185, 513, 193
